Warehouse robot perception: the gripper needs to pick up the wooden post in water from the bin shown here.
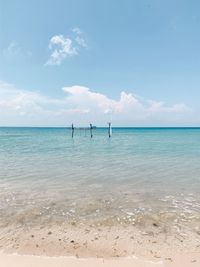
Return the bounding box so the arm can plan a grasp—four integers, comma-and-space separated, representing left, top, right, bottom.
71, 123, 74, 138
90, 123, 93, 138
108, 122, 112, 138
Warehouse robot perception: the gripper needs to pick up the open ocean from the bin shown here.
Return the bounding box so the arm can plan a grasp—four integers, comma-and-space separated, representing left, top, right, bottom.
0, 127, 200, 230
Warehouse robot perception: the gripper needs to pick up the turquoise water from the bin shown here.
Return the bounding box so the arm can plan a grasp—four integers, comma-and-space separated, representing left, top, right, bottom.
0, 127, 200, 229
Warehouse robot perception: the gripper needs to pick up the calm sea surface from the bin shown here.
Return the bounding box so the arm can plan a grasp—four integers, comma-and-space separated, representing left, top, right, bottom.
0, 127, 200, 229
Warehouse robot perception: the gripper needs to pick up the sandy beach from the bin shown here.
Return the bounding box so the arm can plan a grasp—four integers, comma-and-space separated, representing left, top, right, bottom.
0, 223, 200, 267
0, 251, 200, 267
0, 253, 162, 267
1, 0, 200, 264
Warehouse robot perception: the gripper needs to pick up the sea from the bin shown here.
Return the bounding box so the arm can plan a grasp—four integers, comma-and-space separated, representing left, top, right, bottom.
0, 127, 200, 230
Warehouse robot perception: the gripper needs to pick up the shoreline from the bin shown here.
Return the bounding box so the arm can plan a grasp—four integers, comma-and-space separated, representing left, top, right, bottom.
1, 127, 200, 266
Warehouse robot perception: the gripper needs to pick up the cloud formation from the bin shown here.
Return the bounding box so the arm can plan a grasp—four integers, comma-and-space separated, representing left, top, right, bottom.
3, 41, 21, 57
63, 86, 191, 125
72, 27, 87, 48
0, 81, 193, 126
46, 28, 87, 65
2, 41, 32, 59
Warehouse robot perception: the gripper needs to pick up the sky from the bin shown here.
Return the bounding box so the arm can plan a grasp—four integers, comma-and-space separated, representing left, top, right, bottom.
0, 0, 200, 126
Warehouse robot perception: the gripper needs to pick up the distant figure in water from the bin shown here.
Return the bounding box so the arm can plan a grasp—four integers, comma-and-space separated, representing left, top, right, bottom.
71, 123, 74, 138
90, 123, 93, 138
108, 122, 112, 138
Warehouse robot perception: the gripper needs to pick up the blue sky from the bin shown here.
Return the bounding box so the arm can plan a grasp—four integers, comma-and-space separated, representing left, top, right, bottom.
0, 0, 200, 126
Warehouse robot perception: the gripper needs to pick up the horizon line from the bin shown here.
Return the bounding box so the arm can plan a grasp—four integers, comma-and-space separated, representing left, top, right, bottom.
0, 126, 200, 129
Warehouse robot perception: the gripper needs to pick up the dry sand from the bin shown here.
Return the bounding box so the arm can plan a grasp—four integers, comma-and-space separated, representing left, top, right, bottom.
0, 252, 200, 267
1, 224, 200, 257
0, 224, 199, 266
0, 252, 162, 267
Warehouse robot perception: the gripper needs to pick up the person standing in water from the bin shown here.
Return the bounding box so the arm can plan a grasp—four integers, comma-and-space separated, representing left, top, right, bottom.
71, 123, 74, 138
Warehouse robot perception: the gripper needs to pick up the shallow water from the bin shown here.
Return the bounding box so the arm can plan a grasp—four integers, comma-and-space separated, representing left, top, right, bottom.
0, 127, 200, 231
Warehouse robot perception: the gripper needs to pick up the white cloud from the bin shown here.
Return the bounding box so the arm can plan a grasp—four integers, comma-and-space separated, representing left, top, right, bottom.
63, 86, 192, 125
72, 27, 82, 35
46, 28, 87, 65
45, 35, 77, 65
2, 41, 32, 59
0, 81, 194, 126
75, 36, 87, 48
3, 42, 21, 58
6, 42, 20, 55
72, 27, 87, 48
